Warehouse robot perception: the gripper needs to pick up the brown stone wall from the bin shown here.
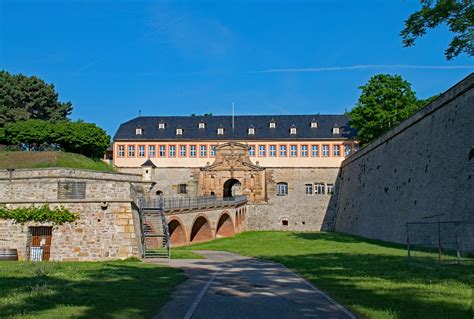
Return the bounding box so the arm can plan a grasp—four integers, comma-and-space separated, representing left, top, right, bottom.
0, 168, 143, 261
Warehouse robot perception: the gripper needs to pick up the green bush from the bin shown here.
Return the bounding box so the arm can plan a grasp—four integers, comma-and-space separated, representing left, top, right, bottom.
4, 120, 110, 158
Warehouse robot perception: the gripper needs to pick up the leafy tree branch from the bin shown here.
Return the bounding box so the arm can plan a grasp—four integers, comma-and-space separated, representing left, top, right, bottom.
401, 0, 473, 60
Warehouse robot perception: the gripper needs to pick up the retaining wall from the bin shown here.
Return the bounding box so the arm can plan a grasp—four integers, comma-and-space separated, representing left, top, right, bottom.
334, 74, 474, 251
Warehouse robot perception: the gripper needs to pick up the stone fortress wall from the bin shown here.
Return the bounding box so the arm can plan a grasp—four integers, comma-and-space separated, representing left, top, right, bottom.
119, 166, 340, 232
246, 167, 339, 231
334, 74, 474, 251
0, 168, 144, 261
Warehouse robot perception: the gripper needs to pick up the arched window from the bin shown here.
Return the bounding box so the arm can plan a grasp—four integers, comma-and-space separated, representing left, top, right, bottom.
276, 182, 288, 196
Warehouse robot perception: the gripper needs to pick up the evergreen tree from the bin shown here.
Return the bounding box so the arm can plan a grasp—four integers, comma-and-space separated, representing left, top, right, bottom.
0, 71, 73, 125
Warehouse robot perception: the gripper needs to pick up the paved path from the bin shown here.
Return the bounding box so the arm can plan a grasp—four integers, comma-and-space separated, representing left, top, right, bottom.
148, 251, 354, 319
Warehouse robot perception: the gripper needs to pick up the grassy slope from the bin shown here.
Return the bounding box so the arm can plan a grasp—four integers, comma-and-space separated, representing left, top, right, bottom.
0, 260, 186, 319
179, 231, 474, 319
0, 151, 114, 172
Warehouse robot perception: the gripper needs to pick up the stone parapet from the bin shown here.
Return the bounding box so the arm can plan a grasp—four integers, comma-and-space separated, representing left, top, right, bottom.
0, 167, 141, 181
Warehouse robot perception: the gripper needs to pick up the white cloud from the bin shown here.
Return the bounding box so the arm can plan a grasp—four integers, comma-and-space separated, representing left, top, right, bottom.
260, 64, 474, 73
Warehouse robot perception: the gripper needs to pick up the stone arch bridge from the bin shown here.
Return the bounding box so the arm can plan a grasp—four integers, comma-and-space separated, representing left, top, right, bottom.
139, 196, 247, 256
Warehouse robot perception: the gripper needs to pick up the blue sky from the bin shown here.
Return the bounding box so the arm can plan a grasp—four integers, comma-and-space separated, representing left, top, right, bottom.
1, 0, 472, 136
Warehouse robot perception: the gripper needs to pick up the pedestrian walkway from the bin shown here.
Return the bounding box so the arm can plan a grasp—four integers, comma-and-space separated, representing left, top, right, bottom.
149, 251, 354, 319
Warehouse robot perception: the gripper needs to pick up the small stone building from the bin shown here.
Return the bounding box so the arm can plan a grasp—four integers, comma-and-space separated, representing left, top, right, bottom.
0, 168, 144, 261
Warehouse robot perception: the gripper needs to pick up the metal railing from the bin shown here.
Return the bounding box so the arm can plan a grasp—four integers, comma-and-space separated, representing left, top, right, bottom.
139, 196, 170, 258
160, 208, 170, 258
141, 195, 247, 211
406, 220, 474, 265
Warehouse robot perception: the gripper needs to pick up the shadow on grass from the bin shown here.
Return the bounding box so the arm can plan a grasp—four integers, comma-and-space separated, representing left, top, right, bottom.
187, 231, 474, 318
266, 239, 474, 318
0, 261, 186, 319
291, 231, 474, 261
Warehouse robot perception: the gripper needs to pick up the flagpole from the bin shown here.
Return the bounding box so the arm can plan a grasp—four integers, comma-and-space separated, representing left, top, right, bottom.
232, 102, 235, 131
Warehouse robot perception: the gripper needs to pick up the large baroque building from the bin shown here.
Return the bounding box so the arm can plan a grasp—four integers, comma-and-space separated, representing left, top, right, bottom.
113, 115, 357, 231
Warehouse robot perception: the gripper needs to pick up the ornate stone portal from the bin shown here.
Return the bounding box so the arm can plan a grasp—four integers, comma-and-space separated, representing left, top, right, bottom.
199, 142, 266, 203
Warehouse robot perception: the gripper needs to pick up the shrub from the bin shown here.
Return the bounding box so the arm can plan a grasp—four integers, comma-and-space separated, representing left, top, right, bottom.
0, 205, 78, 225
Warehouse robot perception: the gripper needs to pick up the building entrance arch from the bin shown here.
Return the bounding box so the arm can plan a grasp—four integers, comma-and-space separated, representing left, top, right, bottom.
223, 178, 241, 198
199, 142, 266, 203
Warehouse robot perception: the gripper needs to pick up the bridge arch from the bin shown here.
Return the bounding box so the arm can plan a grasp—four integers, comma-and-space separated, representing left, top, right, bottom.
216, 211, 235, 238
168, 217, 187, 247
190, 215, 214, 243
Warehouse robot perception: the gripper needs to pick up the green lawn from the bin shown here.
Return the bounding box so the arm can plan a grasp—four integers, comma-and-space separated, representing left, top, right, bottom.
0, 151, 114, 172
178, 231, 474, 319
0, 259, 186, 319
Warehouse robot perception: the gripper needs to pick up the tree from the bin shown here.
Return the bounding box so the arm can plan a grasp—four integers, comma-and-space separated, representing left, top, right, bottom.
416, 94, 441, 108
401, 0, 473, 60
346, 74, 421, 145
4, 120, 110, 158
0, 71, 73, 126
3, 119, 55, 150
54, 121, 110, 158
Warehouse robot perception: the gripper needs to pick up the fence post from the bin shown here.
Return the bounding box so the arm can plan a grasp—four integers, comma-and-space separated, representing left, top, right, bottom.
406, 223, 411, 262
437, 221, 442, 265
455, 222, 461, 265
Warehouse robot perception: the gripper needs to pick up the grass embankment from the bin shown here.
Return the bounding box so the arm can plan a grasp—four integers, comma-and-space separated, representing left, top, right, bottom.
0, 151, 114, 172
0, 259, 186, 319
178, 231, 474, 319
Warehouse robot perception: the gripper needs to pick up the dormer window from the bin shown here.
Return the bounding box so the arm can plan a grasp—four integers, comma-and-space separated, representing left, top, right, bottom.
158, 123, 165, 129
217, 128, 224, 135
269, 122, 276, 128
135, 128, 142, 135
332, 127, 340, 134
311, 122, 318, 128
248, 127, 255, 135
198, 122, 206, 129
176, 128, 183, 135
290, 127, 297, 135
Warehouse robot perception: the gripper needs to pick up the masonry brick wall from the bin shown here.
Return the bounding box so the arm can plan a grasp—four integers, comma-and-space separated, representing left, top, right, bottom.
0, 168, 144, 261
334, 74, 474, 251
246, 168, 340, 231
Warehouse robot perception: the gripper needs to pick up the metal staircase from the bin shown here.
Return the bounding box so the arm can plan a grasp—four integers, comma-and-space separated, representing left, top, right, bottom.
136, 194, 248, 259
139, 198, 170, 258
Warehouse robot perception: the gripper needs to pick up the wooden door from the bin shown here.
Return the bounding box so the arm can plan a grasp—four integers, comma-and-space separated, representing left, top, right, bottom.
29, 227, 52, 261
